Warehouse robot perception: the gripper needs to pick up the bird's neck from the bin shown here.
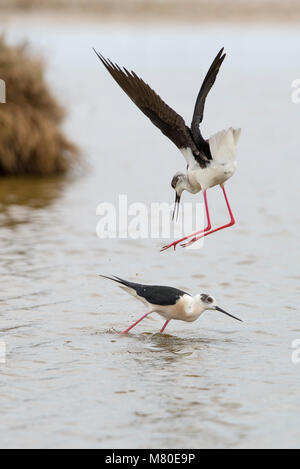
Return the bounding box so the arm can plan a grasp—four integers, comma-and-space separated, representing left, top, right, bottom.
181, 175, 199, 195
184, 295, 205, 321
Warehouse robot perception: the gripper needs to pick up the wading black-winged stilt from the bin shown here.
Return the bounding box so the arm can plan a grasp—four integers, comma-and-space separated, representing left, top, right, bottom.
101, 275, 242, 334
94, 47, 241, 251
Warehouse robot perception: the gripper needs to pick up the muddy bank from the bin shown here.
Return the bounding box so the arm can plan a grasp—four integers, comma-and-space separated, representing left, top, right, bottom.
0, 0, 299, 23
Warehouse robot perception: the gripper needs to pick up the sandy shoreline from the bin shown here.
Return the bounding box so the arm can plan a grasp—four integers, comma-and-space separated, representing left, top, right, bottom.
0, 1, 299, 24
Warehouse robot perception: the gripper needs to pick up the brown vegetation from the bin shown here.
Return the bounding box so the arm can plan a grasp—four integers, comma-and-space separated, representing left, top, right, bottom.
0, 36, 79, 175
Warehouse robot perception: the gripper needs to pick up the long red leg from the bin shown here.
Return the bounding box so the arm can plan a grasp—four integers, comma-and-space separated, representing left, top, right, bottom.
121, 312, 152, 334
160, 190, 211, 252
181, 186, 235, 248
160, 320, 170, 333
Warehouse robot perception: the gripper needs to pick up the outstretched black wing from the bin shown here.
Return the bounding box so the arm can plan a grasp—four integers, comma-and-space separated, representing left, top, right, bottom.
191, 48, 226, 156
94, 50, 208, 166
101, 275, 190, 307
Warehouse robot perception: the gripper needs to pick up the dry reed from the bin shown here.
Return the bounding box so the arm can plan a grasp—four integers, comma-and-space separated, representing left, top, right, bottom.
0, 36, 79, 175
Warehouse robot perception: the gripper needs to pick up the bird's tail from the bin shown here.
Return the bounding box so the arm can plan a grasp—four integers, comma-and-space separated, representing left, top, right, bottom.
100, 275, 149, 306
100, 275, 141, 292
209, 127, 241, 162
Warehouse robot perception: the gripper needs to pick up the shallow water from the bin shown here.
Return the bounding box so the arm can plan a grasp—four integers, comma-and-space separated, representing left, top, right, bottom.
0, 18, 300, 448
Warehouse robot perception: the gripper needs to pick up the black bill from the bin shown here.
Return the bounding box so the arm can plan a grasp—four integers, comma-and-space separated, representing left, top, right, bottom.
215, 306, 243, 322
172, 193, 181, 221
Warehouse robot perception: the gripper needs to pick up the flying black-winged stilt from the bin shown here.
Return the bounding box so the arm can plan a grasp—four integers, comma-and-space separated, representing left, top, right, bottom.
101, 275, 242, 334
94, 47, 241, 251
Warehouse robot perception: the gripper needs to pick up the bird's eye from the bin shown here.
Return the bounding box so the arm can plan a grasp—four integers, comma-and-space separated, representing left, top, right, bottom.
201, 294, 213, 304
171, 176, 178, 189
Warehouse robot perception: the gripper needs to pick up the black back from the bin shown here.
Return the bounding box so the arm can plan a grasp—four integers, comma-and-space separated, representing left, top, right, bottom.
101, 275, 190, 306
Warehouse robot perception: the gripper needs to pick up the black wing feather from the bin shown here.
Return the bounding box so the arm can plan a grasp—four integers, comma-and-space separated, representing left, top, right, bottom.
191, 48, 226, 156
94, 49, 208, 166
101, 275, 190, 307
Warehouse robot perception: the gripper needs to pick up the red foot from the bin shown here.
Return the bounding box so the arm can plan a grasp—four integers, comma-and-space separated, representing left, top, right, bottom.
160, 224, 210, 252
162, 187, 235, 251
181, 220, 235, 248
161, 190, 211, 252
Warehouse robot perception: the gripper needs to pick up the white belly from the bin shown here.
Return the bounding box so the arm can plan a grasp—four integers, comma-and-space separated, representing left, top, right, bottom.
188, 161, 237, 191
150, 295, 200, 323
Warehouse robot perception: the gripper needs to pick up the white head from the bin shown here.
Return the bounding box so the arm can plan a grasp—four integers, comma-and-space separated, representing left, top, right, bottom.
171, 172, 189, 220
195, 293, 242, 322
